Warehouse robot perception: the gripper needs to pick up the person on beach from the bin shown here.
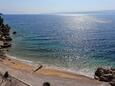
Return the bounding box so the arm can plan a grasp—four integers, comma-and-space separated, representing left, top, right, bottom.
3, 71, 9, 79
43, 82, 50, 86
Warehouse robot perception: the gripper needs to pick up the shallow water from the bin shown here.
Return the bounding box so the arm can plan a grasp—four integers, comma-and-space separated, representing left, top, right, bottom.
4, 14, 115, 76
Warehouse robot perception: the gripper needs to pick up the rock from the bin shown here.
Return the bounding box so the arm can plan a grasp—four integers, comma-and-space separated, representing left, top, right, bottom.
99, 74, 113, 82
4, 36, 12, 41
111, 69, 115, 74
13, 31, 17, 35
109, 81, 115, 86
1, 43, 11, 48
94, 68, 115, 86
94, 67, 104, 79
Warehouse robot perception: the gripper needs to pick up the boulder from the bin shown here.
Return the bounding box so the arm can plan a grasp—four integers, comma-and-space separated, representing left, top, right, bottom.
94, 68, 115, 86
99, 74, 113, 82
1, 43, 11, 48
109, 81, 115, 86
94, 67, 104, 79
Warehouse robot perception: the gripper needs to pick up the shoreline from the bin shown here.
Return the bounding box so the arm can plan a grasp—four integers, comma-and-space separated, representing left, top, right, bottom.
0, 54, 106, 86
6, 53, 94, 78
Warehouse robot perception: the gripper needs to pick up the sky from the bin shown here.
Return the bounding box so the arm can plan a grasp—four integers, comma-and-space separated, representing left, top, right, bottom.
0, 0, 115, 14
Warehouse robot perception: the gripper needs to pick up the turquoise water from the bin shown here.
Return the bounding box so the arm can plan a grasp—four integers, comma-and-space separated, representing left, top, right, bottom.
4, 14, 115, 76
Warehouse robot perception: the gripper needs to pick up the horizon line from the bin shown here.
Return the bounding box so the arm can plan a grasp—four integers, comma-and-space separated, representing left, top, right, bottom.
1, 9, 115, 15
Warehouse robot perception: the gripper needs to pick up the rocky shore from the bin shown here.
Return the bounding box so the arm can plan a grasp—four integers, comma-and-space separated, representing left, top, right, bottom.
0, 14, 31, 86
94, 68, 115, 86
0, 14, 12, 58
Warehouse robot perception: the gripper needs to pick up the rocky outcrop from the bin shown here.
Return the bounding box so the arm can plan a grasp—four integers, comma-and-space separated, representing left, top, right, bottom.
0, 15, 12, 57
94, 67, 115, 86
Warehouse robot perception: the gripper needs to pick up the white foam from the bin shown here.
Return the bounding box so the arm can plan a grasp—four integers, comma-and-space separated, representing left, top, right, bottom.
5, 54, 33, 64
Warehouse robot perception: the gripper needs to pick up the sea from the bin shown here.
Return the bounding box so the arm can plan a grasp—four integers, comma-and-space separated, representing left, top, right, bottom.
3, 13, 115, 77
